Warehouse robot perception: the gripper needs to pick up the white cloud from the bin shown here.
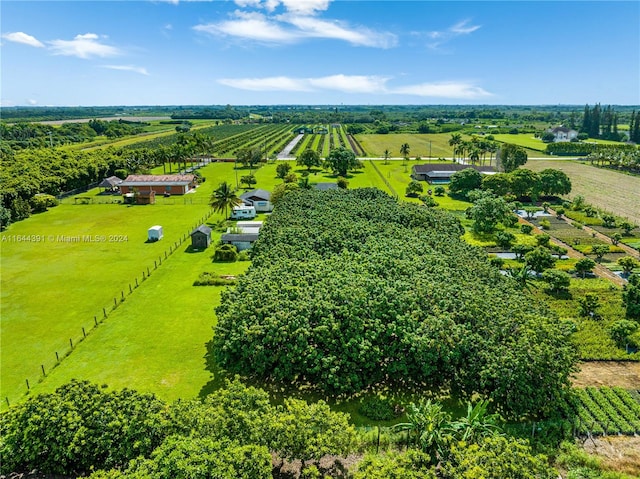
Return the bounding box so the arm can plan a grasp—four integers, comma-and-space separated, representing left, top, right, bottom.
218, 74, 493, 99
2, 31, 45, 48
27, 99, 38, 105
49, 33, 121, 59
194, 11, 298, 43
308, 74, 388, 93
282, 15, 396, 48
426, 19, 481, 50
101, 64, 149, 75
393, 81, 492, 99
218, 76, 313, 91
195, 1, 395, 48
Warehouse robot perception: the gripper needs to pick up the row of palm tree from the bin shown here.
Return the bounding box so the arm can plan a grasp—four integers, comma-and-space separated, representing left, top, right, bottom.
123, 132, 216, 175
448, 133, 499, 166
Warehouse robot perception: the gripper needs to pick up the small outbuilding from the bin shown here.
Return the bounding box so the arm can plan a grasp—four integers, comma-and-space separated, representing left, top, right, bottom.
148, 225, 163, 242
136, 190, 156, 205
190, 224, 212, 249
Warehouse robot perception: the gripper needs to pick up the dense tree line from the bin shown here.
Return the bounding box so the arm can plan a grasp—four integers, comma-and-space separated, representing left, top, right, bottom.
628, 110, 640, 143
545, 142, 636, 156
580, 104, 626, 141
449, 167, 571, 201
213, 188, 577, 419
0, 379, 355, 477
0, 132, 215, 228
0, 120, 146, 150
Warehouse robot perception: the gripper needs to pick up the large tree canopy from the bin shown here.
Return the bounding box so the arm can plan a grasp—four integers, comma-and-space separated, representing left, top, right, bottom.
213, 188, 577, 419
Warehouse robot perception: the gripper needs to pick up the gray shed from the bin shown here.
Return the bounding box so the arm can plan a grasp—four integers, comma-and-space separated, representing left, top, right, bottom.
190, 224, 212, 249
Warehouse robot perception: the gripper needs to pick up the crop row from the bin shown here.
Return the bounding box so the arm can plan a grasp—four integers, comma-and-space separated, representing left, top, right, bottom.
214, 125, 286, 156
573, 387, 640, 436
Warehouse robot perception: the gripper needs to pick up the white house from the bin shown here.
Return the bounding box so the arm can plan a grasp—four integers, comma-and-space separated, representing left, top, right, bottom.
549, 127, 578, 142
230, 204, 256, 220
240, 189, 273, 213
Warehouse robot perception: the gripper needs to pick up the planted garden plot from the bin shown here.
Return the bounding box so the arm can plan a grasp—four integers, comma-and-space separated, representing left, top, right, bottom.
573, 387, 640, 436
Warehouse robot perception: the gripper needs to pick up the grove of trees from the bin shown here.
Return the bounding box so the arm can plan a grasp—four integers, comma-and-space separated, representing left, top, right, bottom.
213, 188, 577, 419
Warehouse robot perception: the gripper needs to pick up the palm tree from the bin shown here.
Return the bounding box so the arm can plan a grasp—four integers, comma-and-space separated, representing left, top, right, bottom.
400, 143, 410, 160
210, 181, 242, 219
448, 133, 462, 162
383, 148, 390, 165
469, 146, 480, 166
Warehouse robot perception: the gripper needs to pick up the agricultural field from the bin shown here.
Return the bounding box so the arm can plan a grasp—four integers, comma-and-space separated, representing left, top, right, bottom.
573, 387, 640, 436
525, 160, 640, 225
354, 133, 456, 159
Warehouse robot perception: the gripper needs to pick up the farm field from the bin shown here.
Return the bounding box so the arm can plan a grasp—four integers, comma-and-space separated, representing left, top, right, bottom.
525, 160, 640, 224
0, 162, 238, 405
354, 133, 456, 159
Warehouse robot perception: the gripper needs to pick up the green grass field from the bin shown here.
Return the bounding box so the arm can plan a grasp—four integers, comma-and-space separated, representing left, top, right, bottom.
355, 133, 456, 158
0, 162, 238, 405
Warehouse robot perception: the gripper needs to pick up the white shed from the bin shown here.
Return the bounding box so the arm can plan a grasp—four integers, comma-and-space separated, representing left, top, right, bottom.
148, 225, 163, 242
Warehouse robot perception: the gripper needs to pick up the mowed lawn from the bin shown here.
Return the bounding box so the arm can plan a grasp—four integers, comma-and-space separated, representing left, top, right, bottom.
525, 160, 640, 225
0, 162, 237, 405
24, 236, 249, 402
355, 133, 456, 158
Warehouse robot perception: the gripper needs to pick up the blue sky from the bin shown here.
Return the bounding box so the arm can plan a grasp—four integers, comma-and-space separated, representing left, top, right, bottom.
2, 0, 639, 106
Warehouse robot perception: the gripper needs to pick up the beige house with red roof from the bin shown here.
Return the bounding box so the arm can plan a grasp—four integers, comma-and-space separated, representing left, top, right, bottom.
119, 174, 195, 196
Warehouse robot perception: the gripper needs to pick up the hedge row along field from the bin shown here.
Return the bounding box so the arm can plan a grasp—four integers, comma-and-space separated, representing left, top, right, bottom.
573, 387, 640, 436
213, 188, 577, 419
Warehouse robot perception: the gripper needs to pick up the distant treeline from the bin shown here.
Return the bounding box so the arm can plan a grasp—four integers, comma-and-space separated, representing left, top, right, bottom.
0, 119, 146, 149
6, 104, 640, 126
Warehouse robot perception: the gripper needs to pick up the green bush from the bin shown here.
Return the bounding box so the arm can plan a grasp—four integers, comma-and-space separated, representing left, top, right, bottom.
359, 395, 403, 421
521, 224, 533, 235
213, 244, 238, 262
30, 193, 58, 213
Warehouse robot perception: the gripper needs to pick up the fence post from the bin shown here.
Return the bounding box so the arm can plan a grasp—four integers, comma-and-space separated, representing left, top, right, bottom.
70, 338, 73, 349
94, 316, 98, 326
82, 327, 86, 338
25, 379, 30, 390
56, 351, 59, 362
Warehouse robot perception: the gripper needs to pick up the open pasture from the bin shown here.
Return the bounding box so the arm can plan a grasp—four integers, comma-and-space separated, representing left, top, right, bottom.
354, 133, 456, 158
525, 160, 640, 225
0, 162, 237, 405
